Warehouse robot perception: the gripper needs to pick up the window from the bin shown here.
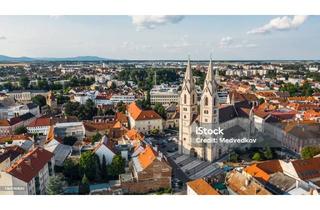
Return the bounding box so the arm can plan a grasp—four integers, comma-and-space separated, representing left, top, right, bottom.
193, 94, 195, 104
184, 94, 187, 104
204, 110, 209, 114
213, 97, 216, 106
205, 97, 208, 106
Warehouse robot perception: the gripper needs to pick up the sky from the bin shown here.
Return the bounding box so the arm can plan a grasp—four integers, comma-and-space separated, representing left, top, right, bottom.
0, 15, 319, 60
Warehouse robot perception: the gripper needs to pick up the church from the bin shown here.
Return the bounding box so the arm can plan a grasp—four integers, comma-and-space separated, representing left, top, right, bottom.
178, 58, 255, 162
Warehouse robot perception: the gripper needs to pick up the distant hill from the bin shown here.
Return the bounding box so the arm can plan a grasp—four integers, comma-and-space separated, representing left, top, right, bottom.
0, 55, 35, 62
0, 55, 112, 62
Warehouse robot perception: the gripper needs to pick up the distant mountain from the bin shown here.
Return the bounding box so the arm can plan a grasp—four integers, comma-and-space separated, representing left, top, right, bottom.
0, 55, 112, 62
0, 55, 34, 62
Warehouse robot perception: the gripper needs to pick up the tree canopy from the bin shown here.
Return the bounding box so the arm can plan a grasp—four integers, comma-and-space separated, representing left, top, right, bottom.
14, 126, 28, 135
79, 151, 99, 181
301, 146, 320, 159
32, 94, 47, 107
46, 175, 66, 195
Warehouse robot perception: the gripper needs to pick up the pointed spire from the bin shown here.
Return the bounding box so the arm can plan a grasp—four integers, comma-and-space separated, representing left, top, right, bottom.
205, 57, 214, 81
185, 56, 192, 80
182, 56, 195, 92
202, 56, 217, 95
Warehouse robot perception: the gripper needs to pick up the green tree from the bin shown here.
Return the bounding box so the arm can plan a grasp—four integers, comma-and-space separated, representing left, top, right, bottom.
14, 126, 28, 135
79, 174, 90, 195
79, 151, 99, 180
252, 152, 262, 161
301, 146, 320, 159
63, 159, 80, 182
37, 79, 49, 90
46, 175, 66, 195
258, 98, 265, 105
91, 132, 102, 145
117, 101, 126, 113
264, 147, 273, 160
32, 95, 47, 107
100, 155, 108, 181
108, 155, 125, 178
229, 153, 239, 162
3, 82, 13, 91
154, 102, 166, 119
19, 76, 30, 89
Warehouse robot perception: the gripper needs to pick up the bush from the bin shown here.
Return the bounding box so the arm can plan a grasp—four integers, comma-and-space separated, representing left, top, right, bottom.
14, 126, 28, 135
252, 152, 262, 161
301, 146, 320, 159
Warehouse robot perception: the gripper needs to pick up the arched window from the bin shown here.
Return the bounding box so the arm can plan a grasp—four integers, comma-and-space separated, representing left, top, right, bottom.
213, 97, 216, 106
192, 94, 195, 104
184, 94, 187, 104
205, 97, 208, 106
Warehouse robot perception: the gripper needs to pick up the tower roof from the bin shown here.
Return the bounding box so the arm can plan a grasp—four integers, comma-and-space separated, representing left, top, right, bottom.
203, 58, 217, 95
182, 58, 195, 93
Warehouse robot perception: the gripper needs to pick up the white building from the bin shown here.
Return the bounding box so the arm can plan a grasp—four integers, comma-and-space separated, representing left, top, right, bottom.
54, 121, 85, 140
7, 90, 49, 103
93, 136, 115, 165
110, 94, 135, 104
27, 117, 52, 136
150, 84, 179, 106
127, 102, 163, 135
0, 147, 54, 195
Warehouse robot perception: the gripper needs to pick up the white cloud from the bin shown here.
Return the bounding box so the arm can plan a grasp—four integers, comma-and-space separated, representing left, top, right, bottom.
219, 36, 257, 49
247, 15, 309, 35
131, 15, 184, 30
0, 36, 7, 40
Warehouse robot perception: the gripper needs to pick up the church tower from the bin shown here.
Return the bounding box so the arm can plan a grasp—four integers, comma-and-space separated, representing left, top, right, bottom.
199, 58, 220, 161
179, 58, 198, 155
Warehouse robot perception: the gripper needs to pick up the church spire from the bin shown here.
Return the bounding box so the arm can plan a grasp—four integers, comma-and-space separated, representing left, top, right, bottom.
203, 57, 217, 95
182, 56, 195, 92
206, 57, 214, 81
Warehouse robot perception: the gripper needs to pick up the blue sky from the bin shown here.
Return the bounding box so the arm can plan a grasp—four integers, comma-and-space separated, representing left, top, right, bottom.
0, 15, 318, 60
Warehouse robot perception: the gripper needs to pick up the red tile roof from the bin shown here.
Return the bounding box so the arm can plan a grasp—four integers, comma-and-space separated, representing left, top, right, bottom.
6, 147, 53, 183
291, 157, 320, 180
138, 145, 158, 169
127, 102, 162, 121
245, 160, 282, 182
187, 178, 220, 195
0, 134, 33, 143
28, 117, 52, 127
